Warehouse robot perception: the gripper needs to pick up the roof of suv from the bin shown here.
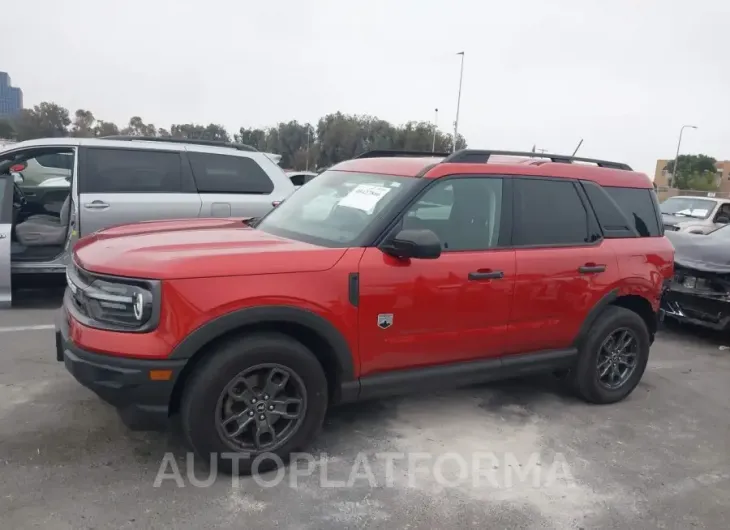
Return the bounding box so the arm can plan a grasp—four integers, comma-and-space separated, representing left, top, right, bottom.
3, 136, 262, 158
332, 149, 653, 189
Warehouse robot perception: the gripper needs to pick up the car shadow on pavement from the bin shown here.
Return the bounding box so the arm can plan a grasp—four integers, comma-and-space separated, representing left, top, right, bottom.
10, 286, 66, 309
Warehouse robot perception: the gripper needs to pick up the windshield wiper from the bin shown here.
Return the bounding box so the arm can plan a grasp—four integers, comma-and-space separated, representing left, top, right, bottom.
243, 217, 260, 228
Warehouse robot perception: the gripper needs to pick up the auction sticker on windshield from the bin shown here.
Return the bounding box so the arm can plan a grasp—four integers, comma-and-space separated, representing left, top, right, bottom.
338, 184, 392, 214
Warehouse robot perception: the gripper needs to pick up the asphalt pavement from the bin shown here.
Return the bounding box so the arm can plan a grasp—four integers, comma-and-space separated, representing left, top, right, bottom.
1, 288, 729, 529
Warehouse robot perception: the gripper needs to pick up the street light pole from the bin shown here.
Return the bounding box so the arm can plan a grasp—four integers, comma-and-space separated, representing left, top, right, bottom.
671, 125, 697, 188
432, 108, 438, 151
453, 51, 465, 152
305, 126, 311, 172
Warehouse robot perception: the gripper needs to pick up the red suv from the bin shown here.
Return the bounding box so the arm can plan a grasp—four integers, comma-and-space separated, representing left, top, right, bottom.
56, 149, 673, 473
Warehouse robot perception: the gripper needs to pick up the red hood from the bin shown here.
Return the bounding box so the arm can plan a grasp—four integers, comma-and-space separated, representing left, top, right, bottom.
74, 218, 346, 279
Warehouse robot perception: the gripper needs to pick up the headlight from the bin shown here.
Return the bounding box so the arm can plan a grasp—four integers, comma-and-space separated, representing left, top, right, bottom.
84, 279, 154, 328
66, 264, 159, 331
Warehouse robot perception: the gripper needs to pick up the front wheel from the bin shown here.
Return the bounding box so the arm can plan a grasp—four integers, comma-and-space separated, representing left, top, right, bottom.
180, 332, 328, 475
572, 306, 650, 404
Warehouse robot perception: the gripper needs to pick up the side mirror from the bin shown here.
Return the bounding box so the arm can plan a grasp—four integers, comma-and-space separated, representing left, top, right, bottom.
717, 216, 730, 224
382, 229, 442, 260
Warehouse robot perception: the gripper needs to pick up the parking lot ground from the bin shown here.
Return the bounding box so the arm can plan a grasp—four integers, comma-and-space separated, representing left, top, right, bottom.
1, 289, 729, 529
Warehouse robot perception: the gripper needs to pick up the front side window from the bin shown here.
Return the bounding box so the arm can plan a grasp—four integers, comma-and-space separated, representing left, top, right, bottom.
1, 149, 75, 187
659, 197, 715, 219
514, 178, 590, 246
402, 177, 503, 251
257, 170, 416, 247
85, 148, 182, 193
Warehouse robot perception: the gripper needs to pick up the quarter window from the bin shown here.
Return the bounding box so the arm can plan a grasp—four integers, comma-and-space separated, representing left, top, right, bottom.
188, 153, 274, 194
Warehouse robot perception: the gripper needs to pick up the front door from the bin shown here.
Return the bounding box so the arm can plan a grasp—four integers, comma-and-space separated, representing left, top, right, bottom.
78, 147, 202, 236
357, 176, 515, 376
0, 174, 13, 308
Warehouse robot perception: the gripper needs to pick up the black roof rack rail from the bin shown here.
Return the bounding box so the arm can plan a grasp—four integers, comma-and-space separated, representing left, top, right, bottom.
101, 135, 257, 152
355, 149, 451, 159
442, 149, 632, 170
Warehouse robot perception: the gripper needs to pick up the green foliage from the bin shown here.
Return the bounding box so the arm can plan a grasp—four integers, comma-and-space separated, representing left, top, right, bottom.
4, 102, 469, 170
665, 154, 718, 189
0, 118, 15, 139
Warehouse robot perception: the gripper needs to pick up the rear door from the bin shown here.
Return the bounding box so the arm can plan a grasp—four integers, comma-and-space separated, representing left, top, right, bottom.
505, 177, 618, 354
187, 151, 288, 219
0, 174, 12, 307
78, 147, 202, 236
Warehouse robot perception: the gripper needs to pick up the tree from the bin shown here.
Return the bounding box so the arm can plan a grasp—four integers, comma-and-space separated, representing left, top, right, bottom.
93, 120, 120, 137
122, 116, 157, 137
235, 128, 268, 150
685, 172, 718, 192
13, 102, 71, 140
71, 109, 96, 137
665, 154, 717, 189
0, 118, 15, 139
170, 123, 230, 142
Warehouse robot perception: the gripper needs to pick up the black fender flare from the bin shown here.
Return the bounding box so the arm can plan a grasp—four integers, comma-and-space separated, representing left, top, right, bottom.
169, 305, 355, 383
572, 288, 619, 348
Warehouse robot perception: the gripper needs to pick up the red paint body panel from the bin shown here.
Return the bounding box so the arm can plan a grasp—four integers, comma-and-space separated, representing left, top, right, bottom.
75, 219, 346, 280
357, 247, 516, 375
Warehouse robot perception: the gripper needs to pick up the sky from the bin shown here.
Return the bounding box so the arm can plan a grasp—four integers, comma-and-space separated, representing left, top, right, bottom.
3, 0, 729, 176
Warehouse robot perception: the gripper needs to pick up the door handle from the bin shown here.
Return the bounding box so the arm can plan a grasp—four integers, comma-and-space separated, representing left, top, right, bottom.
83, 201, 109, 210
468, 270, 504, 281
578, 264, 606, 274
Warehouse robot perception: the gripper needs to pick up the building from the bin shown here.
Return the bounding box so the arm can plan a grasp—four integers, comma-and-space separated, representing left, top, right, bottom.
654, 159, 730, 192
0, 72, 23, 118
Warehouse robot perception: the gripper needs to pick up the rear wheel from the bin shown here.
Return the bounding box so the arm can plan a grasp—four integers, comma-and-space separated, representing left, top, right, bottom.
572, 306, 650, 404
180, 332, 328, 475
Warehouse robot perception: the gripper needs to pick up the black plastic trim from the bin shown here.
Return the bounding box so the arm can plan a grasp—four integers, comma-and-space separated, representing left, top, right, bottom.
572, 288, 619, 347
348, 273, 359, 307
56, 309, 186, 429
358, 348, 577, 401
443, 149, 632, 170
167, 305, 356, 381
356, 149, 450, 159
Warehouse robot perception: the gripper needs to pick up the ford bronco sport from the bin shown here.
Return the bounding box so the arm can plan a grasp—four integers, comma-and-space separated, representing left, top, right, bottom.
55, 149, 674, 474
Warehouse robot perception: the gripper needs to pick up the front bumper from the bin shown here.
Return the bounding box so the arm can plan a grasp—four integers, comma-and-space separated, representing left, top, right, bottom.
55, 304, 187, 430
661, 286, 730, 331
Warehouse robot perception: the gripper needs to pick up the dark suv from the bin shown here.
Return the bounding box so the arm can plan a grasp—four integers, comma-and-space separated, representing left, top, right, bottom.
55, 149, 674, 474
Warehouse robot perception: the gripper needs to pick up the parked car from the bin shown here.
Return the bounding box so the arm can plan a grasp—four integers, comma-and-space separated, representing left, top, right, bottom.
660, 195, 730, 234
0, 136, 296, 305
55, 148, 673, 474
662, 225, 730, 330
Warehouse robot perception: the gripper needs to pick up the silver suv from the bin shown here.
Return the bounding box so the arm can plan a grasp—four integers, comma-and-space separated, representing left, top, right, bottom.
0, 136, 295, 307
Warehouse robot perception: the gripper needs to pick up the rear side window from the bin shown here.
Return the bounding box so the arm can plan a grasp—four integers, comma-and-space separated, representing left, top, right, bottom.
581, 181, 636, 238
604, 187, 661, 237
188, 153, 274, 194
513, 178, 591, 246
84, 149, 182, 193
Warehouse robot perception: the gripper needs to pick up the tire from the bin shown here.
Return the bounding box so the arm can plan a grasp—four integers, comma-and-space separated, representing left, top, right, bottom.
572, 306, 650, 404
180, 332, 328, 475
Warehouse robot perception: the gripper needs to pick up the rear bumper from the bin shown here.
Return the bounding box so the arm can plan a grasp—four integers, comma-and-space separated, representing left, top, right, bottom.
55, 305, 186, 430
661, 288, 730, 331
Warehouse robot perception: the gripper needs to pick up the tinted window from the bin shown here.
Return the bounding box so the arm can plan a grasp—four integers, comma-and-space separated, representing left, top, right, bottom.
188, 153, 274, 194
514, 179, 590, 246
85, 149, 182, 193
402, 178, 503, 251
290, 174, 306, 186
605, 187, 661, 237
581, 180, 635, 237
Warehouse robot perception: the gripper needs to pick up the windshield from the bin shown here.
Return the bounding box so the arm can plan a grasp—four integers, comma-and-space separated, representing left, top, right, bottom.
660, 197, 715, 219
257, 170, 416, 247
